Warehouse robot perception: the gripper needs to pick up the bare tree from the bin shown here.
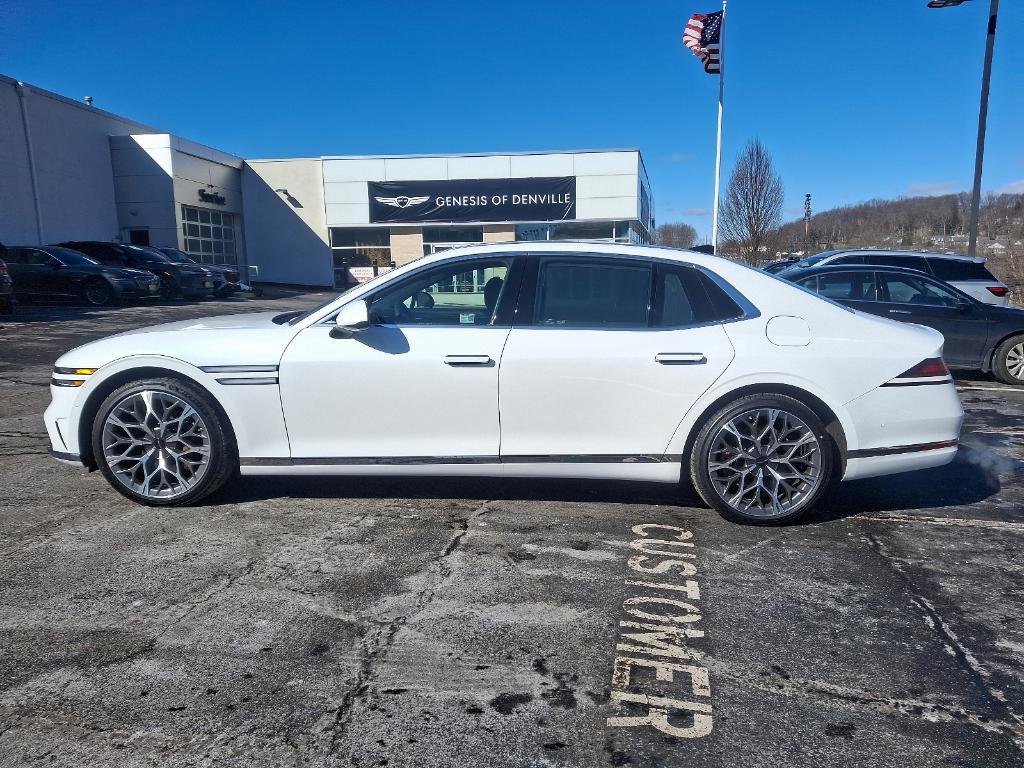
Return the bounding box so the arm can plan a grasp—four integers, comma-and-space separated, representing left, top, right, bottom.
719, 139, 785, 264
655, 222, 698, 249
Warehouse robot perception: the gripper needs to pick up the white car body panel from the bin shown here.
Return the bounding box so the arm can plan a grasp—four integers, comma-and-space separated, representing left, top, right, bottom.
44, 242, 964, 494
949, 280, 1009, 306
279, 324, 511, 459
497, 323, 734, 458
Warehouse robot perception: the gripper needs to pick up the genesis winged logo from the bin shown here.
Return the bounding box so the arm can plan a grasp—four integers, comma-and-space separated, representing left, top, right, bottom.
375, 195, 430, 209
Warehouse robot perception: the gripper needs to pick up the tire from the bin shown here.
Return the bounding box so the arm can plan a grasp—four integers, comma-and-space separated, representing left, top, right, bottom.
158, 277, 179, 300
91, 377, 237, 506
992, 334, 1024, 385
82, 279, 115, 307
689, 393, 835, 525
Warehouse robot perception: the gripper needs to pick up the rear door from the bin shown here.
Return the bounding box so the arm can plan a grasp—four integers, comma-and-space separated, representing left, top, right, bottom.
8, 248, 58, 296
874, 271, 990, 366
497, 255, 736, 461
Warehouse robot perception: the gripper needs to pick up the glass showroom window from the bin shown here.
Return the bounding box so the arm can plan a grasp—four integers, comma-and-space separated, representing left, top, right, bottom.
181, 205, 237, 265
329, 228, 391, 269
422, 225, 483, 256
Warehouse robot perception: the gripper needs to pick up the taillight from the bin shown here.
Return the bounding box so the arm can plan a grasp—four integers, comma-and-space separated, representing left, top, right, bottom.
986, 286, 1008, 297
0, 264, 7, 274
898, 358, 950, 378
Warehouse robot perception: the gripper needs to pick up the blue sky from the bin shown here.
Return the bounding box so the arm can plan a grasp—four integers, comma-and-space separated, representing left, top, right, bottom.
2, 0, 1022, 241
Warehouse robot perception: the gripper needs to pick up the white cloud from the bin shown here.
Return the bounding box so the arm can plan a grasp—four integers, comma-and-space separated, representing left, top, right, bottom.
995, 179, 1024, 194
668, 152, 693, 163
907, 181, 959, 196
683, 207, 711, 216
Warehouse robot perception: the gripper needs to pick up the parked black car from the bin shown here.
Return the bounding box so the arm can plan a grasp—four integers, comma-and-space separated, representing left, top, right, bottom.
153, 247, 242, 296
784, 263, 1024, 384
761, 257, 800, 274
56, 241, 216, 299
5, 245, 160, 306
0, 257, 13, 312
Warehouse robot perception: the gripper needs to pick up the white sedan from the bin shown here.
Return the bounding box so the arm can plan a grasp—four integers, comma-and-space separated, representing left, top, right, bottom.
45, 242, 964, 524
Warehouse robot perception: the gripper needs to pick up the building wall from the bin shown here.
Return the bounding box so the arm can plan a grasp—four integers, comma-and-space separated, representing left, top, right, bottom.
0, 76, 161, 246
483, 224, 516, 243
242, 159, 332, 286
321, 150, 646, 227
390, 227, 424, 266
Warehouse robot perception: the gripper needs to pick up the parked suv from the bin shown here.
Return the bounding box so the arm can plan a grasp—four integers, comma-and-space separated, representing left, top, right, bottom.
781, 250, 1009, 305
6, 246, 159, 306
56, 241, 215, 299
154, 247, 241, 296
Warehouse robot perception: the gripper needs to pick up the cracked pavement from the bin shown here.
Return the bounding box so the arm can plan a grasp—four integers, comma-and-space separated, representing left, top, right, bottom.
1, 293, 1023, 767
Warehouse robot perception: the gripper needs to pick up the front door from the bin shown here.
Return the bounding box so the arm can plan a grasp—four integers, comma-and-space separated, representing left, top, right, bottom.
874, 271, 990, 366
498, 256, 736, 459
279, 255, 521, 460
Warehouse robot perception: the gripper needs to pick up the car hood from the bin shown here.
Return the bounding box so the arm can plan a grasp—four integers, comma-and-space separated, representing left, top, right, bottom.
55, 311, 300, 371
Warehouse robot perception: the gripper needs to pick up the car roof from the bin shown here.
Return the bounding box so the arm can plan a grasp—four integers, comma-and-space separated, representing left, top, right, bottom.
407, 240, 732, 271
791, 263, 941, 277
815, 248, 985, 263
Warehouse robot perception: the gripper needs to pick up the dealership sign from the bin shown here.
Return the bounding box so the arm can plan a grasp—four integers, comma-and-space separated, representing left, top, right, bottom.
368, 177, 576, 224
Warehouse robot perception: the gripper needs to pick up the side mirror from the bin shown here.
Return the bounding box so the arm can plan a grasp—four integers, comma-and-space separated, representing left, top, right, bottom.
956, 300, 972, 313
330, 299, 370, 339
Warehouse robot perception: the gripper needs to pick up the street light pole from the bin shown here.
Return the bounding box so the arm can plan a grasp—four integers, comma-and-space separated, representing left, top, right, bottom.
928, 0, 1000, 258
967, 0, 998, 258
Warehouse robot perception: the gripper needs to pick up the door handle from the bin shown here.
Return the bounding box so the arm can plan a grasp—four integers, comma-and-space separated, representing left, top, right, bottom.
655, 352, 707, 365
444, 355, 493, 367
888, 309, 911, 315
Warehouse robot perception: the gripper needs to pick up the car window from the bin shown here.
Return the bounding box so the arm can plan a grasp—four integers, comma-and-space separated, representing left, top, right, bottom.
654, 265, 716, 327
862, 254, 929, 273
795, 275, 818, 292
927, 258, 998, 281
24, 249, 57, 266
535, 258, 651, 328
816, 271, 875, 301
878, 273, 961, 307
831, 255, 864, 265
369, 257, 511, 326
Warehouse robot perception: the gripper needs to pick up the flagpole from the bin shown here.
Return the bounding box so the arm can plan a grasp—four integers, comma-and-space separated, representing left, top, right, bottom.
711, 0, 727, 254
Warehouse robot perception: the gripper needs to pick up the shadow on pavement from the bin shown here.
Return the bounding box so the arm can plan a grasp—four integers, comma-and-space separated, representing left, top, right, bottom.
208, 444, 1008, 525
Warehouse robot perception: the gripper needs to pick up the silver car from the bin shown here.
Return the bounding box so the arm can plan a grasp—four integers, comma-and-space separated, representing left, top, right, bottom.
781, 249, 1010, 306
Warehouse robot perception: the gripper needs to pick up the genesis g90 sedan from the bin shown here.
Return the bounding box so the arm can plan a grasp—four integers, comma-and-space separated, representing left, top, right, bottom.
45, 243, 964, 524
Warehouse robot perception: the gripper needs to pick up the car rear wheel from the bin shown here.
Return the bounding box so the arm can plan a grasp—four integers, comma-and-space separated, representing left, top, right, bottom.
83, 279, 115, 307
91, 378, 237, 506
689, 394, 834, 525
993, 335, 1024, 385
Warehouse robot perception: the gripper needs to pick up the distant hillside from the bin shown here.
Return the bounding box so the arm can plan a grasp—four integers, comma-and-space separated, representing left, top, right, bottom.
776, 192, 1024, 296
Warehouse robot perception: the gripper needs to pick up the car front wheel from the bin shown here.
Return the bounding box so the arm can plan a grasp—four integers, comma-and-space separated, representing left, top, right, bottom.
993, 335, 1024, 385
83, 279, 115, 307
689, 394, 835, 525
91, 377, 236, 506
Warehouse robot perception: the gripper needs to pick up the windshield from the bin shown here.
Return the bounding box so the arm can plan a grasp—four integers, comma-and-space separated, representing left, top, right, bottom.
288, 282, 366, 325
159, 247, 197, 265
47, 247, 100, 266
122, 245, 174, 264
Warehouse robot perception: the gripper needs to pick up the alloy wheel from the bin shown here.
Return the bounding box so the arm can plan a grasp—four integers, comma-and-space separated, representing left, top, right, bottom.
707, 408, 823, 519
85, 282, 112, 306
1006, 343, 1024, 380
101, 390, 210, 499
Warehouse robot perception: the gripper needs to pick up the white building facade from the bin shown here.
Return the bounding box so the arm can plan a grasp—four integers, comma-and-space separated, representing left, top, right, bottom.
2, 75, 654, 288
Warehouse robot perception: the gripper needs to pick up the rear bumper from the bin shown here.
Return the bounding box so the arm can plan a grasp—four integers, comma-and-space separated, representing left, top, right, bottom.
843, 442, 958, 481
842, 380, 963, 481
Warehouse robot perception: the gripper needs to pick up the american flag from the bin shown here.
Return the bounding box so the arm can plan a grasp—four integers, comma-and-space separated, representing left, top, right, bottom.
683, 10, 723, 74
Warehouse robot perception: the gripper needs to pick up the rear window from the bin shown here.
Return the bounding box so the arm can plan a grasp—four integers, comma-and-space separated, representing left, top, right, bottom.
860, 254, 929, 273
927, 258, 998, 281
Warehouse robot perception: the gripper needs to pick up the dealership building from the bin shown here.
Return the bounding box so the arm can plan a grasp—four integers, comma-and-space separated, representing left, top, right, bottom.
1, 75, 654, 288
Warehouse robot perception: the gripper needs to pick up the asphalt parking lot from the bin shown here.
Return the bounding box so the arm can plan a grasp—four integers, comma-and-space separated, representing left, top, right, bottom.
1, 292, 1022, 768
